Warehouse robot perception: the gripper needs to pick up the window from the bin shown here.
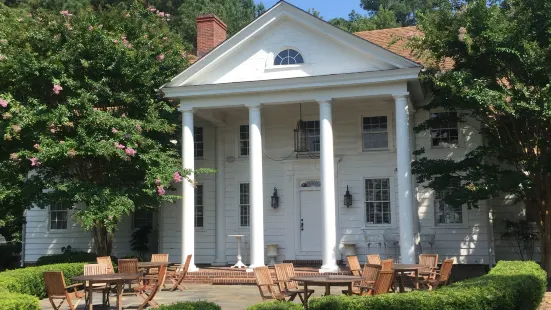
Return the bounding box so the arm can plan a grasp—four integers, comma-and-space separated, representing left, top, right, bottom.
194, 126, 204, 158
430, 112, 458, 147
304, 120, 320, 152
195, 185, 204, 228
133, 209, 154, 229
274, 49, 304, 65
239, 125, 249, 156
435, 179, 463, 224
365, 178, 391, 224
50, 202, 68, 230
362, 116, 389, 150
239, 183, 250, 227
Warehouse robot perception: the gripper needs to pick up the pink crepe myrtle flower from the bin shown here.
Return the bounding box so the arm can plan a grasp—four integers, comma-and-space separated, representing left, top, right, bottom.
114, 142, 125, 149
30, 157, 40, 166
98, 24, 103, 29
88, 25, 93, 31
155, 178, 161, 185
60, 10, 72, 17
111, 127, 118, 133
148, 6, 156, 12
163, 37, 168, 41
124, 12, 130, 18
125, 147, 136, 156
0, 98, 8, 108
67, 149, 76, 158
135, 124, 142, 133
157, 11, 165, 17
60, 140, 65, 144
52, 84, 63, 95
0, 55, 5, 61
166, 13, 171, 18
50, 128, 56, 134
157, 186, 165, 196
113, 39, 119, 44
121, 113, 127, 118
10, 153, 18, 160
65, 23, 72, 30
156, 53, 165, 61
12, 124, 21, 133
173, 172, 182, 183
33, 143, 40, 149
17, 18, 22, 22
126, 43, 133, 49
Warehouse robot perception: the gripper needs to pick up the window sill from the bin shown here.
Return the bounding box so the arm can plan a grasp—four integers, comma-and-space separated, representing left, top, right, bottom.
265, 64, 307, 72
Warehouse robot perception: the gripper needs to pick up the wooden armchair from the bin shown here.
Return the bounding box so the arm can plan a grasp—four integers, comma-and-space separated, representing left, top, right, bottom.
274, 263, 314, 302
381, 259, 393, 271
133, 264, 167, 310
254, 266, 287, 301
118, 258, 140, 290
149, 254, 169, 274
367, 254, 381, 265
43, 271, 84, 310
346, 256, 362, 276
418, 254, 439, 278
84, 264, 110, 306
168, 254, 191, 292
342, 263, 381, 295
420, 259, 454, 290
359, 270, 395, 296
96, 256, 115, 274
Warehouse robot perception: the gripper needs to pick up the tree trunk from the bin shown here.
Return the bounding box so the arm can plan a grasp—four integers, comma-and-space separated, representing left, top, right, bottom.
92, 222, 114, 256
532, 174, 551, 277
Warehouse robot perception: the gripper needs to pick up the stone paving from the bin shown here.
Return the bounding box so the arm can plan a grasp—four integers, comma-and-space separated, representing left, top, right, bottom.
39, 284, 348, 310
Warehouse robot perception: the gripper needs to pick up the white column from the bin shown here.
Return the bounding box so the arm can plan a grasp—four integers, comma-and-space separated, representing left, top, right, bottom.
394, 94, 415, 264
248, 104, 265, 268
319, 99, 339, 273
181, 108, 198, 271
213, 127, 227, 266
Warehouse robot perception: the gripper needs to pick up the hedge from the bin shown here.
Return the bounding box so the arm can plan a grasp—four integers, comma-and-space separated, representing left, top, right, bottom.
157, 301, 222, 310
308, 261, 546, 310
35, 251, 97, 266
247, 301, 303, 310
0, 290, 40, 310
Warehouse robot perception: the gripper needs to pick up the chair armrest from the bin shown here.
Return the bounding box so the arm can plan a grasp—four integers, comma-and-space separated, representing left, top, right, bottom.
66, 283, 84, 290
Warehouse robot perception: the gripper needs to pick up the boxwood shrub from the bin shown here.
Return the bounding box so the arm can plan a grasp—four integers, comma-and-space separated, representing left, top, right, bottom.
247, 301, 303, 310
0, 290, 40, 310
35, 251, 97, 266
157, 301, 222, 310
308, 261, 546, 310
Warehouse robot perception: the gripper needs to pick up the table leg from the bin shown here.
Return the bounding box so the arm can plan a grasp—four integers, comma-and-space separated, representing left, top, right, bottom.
399, 272, 405, 293
325, 284, 330, 296
347, 283, 352, 296
117, 280, 123, 310
88, 282, 93, 310
303, 283, 309, 310
415, 270, 419, 290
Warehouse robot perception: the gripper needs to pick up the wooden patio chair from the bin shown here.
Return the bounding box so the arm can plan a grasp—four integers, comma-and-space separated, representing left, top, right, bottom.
96, 256, 115, 274
358, 270, 395, 296
367, 254, 381, 265
254, 266, 287, 301
84, 264, 110, 306
149, 254, 169, 274
118, 258, 140, 290
168, 254, 191, 292
418, 254, 439, 278
43, 271, 84, 310
381, 259, 393, 271
133, 264, 167, 310
346, 256, 362, 276
342, 263, 381, 295
420, 259, 454, 290
274, 263, 314, 302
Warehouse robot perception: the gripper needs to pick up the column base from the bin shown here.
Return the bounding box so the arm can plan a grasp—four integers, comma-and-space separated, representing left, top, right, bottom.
211, 261, 228, 267
319, 264, 340, 273
246, 263, 265, 272
187, 264, 199, 272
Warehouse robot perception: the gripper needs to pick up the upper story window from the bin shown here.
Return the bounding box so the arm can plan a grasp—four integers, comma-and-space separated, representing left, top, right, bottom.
365, 178, 391, 225
274, 49, 304, 65
363, 116, 389, 150
430, 112, 458, 148
195, 184, 204, 228
239, 183, 250, 228
50, 202, 68, 230
435, 179, 463, 225
194, 126, 204, 158
239, 125, 249, 156
303, 120, 320, 152
133, 209, 154, 229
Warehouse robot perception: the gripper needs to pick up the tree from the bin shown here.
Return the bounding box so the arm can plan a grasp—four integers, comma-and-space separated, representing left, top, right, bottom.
307, 8, 321, 19
360, 0, 450, 26
410, 0, 551, 273
329, 8, 398, 32
0, 3, 201, 255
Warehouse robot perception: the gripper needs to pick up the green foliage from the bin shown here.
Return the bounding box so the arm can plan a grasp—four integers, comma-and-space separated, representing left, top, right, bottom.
0, 242, 22, 268
359, 0, 453, 26
328, 8, 398, 33
157, 301, 222, 310
0, 262, 84, 298
130, 225, 152, 259
35, 251, 96, 266
309, 261, 546, 310
247, 301, 303, 310
501, 220, 538, 261
0, 291, 40, 310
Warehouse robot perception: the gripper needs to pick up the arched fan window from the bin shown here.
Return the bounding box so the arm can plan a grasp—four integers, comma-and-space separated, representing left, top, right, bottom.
274, 49, 304, 65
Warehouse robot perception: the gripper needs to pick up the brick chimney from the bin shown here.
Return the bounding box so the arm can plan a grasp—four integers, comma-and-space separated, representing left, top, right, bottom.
196, 14, 227, 58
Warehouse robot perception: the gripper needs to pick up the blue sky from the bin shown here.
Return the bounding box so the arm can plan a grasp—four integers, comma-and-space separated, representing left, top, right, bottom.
254, 0, 364, 20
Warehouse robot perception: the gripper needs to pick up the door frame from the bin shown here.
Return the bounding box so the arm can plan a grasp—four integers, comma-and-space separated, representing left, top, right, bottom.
294, 177, 323, 258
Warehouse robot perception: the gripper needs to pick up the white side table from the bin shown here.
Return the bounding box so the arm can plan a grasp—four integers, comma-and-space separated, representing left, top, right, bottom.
228, 234, 247, 268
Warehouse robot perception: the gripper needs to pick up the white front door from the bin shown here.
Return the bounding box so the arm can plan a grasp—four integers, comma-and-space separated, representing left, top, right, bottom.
300, 190, 323, 253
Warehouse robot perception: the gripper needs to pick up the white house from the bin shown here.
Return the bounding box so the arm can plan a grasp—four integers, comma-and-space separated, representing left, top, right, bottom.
22, 1, 531, 269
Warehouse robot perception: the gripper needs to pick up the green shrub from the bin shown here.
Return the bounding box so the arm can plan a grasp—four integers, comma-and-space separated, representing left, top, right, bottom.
0, 291, 40, 310
0, 262, 85, 298
247, 301, 303, 310
35, 251, 96, 266
308, 261, 546, 310
157, 301, 222, 310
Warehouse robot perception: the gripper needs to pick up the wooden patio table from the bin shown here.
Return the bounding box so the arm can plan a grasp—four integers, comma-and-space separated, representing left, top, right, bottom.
72, 273, 141, 310
391, 264, 425, 292
291, 275, 362, 309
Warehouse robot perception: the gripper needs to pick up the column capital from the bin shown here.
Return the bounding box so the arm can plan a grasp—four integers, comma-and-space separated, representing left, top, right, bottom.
178, 105, 194, 113
317, 99, 333, 105
392, 93, 409, 100
245, 103, 262, 110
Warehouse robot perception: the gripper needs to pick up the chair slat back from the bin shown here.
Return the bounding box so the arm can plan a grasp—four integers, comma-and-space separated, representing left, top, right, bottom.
148, 264, 167, 300
419, 254, 438, 272
84, 264, 107, 276
254, 266, 275, 298
439, 259, 454, 282
361, 263, 382, 286
96, 256, 114, 274
282, 263, 298, 290
381, 259, 393, 271
118, 258, 138, 274
178, 254, 192, 274
150, 254, 169, 273
346, 256, 362, 276
372, 270, 394, 295
43, 271, 67, 297
274, 263, 298, 291
367, 254, 381, 265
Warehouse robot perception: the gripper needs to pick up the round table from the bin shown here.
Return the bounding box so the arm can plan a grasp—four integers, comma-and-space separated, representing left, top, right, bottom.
228, 234, 246, 268
291, 275, 362, 309
391, 264, 426, 292
72, 273, 142, 310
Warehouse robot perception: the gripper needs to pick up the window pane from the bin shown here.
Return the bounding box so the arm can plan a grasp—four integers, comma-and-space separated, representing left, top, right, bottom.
239, 125, 249, 156
430, 112, 459, 147
239, 183, 250, 227
134, 210, 153, 229
295, 54, 304, 64
194, 126, 204, 158
50, 203, 68, 230
288, 49, 298, 58
363, 116, 388, 150
365, 179, 391, 224
274, 49, 304, 66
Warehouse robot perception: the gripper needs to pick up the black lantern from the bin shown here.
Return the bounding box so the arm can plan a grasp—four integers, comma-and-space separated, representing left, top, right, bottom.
271, 187, 279, 209
344, 186, 352, 207
293, 103, 309, 156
